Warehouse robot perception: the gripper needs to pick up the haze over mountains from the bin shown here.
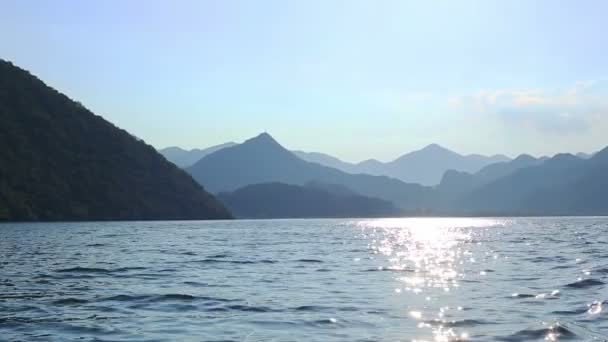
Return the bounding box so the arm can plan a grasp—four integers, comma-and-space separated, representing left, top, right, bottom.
159, 143, 237, 167
2, 58, 606, 221
436, 154, 547, 200
186, 133, 433, 210
0, 60, 231, 221
457, 149, 608, 215
296, 145, 510, 186
170, 132, 608, 217
162, 141, 511, 186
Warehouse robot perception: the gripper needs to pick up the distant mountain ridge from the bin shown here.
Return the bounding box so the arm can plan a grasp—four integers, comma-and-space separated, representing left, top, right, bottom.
218, 182, 400, 219
295, 143, 510, 185
356, 144, 511, 186
160, 142, 237, 167
171, 141, 510, 186
186, 132, 608, 217
291, 150, 355, 171
437, 154, 546, 196
456, 150, 608, 215
187, 133, 433, 210
0, 59, 231, 221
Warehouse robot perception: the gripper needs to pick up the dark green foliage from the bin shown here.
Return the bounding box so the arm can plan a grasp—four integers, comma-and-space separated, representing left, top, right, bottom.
0, 60, 231, 221
218, 182, 401, 219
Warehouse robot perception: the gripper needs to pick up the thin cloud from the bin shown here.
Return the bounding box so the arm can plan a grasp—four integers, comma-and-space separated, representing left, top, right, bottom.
451, 81, 608, 134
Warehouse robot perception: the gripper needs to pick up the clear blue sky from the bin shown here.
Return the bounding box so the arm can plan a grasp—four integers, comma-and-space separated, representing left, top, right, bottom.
2, 0, 607, 161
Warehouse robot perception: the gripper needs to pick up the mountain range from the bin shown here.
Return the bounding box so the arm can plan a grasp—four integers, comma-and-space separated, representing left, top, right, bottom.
181, 131, 608, 217
0, 60, 231, 221
455, 149, 608, 215
186, 133, 434, 210
162, 142, 510, 186
436, 154, 547, 200
295, 145, 510, 186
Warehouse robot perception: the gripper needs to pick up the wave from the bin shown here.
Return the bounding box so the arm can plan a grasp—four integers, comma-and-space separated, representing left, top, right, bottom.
102, 294, 237, 303
292, 305, 358, 312
565, 278, 605, 289
497, 324, 576, 341
55, 267, 146, 274
424, 318, 495, 327
193, 259, 277, 265
296, 259, 324, 263
52, 298, 89, 305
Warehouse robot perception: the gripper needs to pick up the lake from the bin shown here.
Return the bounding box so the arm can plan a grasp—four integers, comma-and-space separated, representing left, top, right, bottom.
1, 218, 607, 341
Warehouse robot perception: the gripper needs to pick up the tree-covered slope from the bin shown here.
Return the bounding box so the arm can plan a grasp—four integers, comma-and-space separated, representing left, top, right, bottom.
0, 60, 231, 221
218, 182, 400, 219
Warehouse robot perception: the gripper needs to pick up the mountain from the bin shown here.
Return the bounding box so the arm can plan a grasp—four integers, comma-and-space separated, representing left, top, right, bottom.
437, 154, 545, 194
159, 142, 237, 167
293, 144, 510, 185
356, 144, 511, 186
218, 182, 400, 218
472, 154, 543, 184
303, 180, 360, 197
187, 133, 433, 210
434, 154, 547, 210
576, 152, 593, 159
562, 147, 608, 214
0, 60, 231, 221
292, 150, 355, 171
456, 150, 608, 215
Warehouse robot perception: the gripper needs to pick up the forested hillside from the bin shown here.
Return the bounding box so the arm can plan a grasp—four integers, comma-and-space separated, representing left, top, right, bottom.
0, 60, 231, 221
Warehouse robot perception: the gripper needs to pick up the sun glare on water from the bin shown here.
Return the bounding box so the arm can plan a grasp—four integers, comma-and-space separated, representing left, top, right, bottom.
358, 218, 506, 341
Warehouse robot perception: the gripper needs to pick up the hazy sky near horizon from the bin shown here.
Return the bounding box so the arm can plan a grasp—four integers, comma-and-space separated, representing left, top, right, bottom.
2, 0, 608, 161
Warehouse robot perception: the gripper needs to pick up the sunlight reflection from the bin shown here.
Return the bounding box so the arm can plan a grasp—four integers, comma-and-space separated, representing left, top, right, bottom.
358, 217, 505, 341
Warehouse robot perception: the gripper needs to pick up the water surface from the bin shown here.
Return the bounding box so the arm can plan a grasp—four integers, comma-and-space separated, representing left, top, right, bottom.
1, 218, 607, 341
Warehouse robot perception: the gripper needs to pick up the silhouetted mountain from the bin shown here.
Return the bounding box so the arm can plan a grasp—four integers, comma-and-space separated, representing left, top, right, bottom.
159, 142, 237, 167
217, 182, 400, 218
0, 60, 231, 221
456, 151, 608, 215
294, 144, 510, 185
357, 159, 385, 171
359, 144, 510, 186
187, 133, 433, 209
576, 152, 593, 159
303, 181, 359, 197
473, 154, 542, 183
292, 151, 355, 171
435, 154, 546, 209
563, 147, 608, 214
438, 154, 545, 194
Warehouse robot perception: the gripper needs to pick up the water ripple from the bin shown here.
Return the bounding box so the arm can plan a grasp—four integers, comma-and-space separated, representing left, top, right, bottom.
1, 218, 608, 340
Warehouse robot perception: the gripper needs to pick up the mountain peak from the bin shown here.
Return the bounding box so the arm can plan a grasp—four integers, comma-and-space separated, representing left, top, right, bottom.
405, 143, 457, 158
513, 154, 536, 163
160, 146, 186, 153
246, 132, 279, 145
421, 143, 447, 152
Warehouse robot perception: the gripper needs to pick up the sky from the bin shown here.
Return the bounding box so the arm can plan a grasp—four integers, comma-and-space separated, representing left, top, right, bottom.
1, 0, 607, 162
